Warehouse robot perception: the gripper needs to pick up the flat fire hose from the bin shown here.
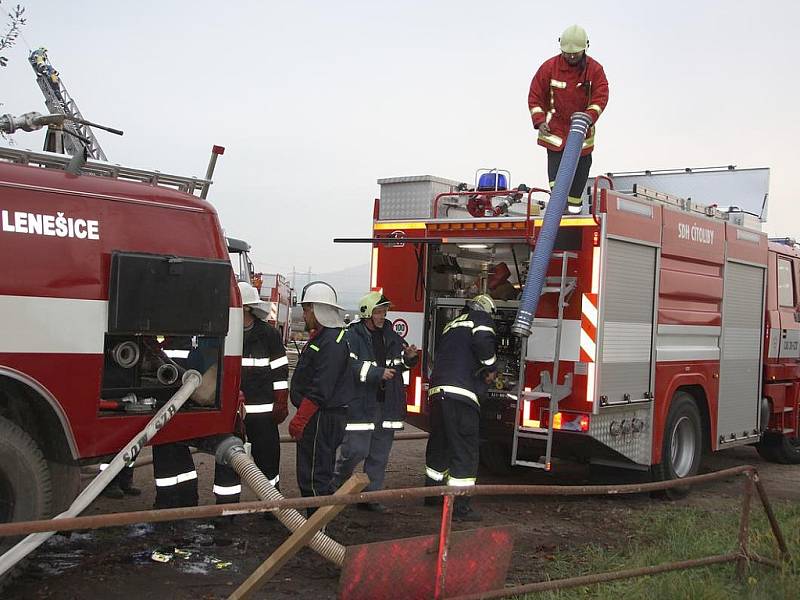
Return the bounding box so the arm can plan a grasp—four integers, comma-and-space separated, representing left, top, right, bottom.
0, 370, 203, 577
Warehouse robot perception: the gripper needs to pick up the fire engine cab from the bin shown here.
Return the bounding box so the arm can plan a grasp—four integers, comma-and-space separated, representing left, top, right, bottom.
0, 147, 243, 540
350, 167, 799, 489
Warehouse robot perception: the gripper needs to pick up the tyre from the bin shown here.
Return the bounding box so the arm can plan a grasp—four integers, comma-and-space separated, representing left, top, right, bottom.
479, 441, 515, 476
756, 431, 800, 465
0, 416, 53, 555
651, 391, 703, 499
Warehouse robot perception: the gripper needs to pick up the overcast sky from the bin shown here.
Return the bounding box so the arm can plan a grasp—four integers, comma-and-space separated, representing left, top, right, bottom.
2, 0, 798, 276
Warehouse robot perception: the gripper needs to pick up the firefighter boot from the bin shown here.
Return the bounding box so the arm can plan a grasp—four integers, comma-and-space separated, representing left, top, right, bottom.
121, 484, 142, 496
423, 476, 443, 507
453, 497, 482, 522
101, 483, 124, 499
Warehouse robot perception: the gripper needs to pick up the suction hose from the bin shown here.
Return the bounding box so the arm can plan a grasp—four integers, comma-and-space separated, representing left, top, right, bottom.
0, 370, 203, 577
511, 112, 593, 337
215, 437, 346, 566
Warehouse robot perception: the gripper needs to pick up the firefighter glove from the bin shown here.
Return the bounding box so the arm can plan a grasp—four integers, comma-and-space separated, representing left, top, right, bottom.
289, 398, 318, 440
272, 390, 289, 425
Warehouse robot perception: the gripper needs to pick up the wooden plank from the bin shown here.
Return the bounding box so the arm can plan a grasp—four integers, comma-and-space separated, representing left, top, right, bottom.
228, 473, 369, 600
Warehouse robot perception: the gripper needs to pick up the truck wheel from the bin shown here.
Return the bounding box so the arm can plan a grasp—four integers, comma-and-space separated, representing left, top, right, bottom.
651, 392, 703, 499
479, 441, 515, 476
0, 416, 53, 555
756, 431, 800, 465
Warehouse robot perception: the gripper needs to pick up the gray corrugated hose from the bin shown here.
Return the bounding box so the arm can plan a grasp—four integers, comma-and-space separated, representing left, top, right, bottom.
216, 439, 346, 566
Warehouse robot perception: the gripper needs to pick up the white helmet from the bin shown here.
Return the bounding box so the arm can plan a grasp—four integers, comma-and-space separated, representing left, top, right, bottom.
300, 281, 344, 328
238, 281, 268, 319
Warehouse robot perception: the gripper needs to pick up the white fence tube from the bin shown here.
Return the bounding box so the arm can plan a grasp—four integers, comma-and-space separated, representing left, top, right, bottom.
0, 369, 203, 576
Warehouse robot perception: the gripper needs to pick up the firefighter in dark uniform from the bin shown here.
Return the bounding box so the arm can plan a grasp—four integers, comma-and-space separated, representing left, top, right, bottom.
334, 291, 418, 512
213, 282, 290, 503
152, 336, 242, 509
289, 281, 352, 512
424, 294, 498, 521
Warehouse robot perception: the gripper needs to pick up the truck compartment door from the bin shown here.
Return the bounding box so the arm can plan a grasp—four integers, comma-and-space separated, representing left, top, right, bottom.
717, 261, 765, 443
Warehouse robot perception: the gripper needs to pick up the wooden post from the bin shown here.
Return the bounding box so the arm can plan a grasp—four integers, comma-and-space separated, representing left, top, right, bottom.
228, 473, 369, 600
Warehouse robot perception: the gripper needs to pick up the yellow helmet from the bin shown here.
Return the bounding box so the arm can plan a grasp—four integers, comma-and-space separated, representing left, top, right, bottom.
358, 291, 391, 319
559, 24, 589, 53
470, 293, 496, 315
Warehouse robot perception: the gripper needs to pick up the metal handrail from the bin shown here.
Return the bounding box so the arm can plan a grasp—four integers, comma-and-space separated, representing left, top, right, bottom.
592, 174, 613, 226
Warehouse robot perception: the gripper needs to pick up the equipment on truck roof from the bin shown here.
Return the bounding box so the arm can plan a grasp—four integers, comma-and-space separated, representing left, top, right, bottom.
27, 47, 121, 161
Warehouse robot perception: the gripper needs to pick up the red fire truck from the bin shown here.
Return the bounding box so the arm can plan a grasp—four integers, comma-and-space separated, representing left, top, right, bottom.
226, 239, 293, 344
0, 147, 243, 535
355, 169, 799, 489
257, 273, 293, 345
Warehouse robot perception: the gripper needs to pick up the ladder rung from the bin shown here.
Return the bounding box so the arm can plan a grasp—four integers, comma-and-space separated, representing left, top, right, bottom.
783, 407, 794, 413
516, 431, 550, 440
520, 392, 550, 401
519, 426, 549, 434
783, 428, 795, 434
514, 460, 550, 470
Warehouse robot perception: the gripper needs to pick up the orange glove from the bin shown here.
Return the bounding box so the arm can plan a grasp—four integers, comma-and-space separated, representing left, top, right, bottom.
289, 398, 318, 440
272, 390, 289, 425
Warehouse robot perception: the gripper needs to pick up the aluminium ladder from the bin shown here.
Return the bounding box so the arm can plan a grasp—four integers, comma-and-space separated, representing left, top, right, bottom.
510, 251, 577, 471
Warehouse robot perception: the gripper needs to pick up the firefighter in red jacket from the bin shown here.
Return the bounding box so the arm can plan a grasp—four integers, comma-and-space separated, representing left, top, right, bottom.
528, 24, 609, 214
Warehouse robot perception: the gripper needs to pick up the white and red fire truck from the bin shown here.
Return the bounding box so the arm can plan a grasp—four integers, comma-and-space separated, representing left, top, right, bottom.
0, 147, 243, 542
255, 273, 293, 345
226, 238, 293, 344
352, 168, 799, 488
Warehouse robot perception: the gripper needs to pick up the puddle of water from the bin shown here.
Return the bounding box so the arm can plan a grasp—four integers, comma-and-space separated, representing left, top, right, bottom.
43, 531, 94, 548
35, 550, 86, 576
127, 523, 155, 538
176, 562, 210, 575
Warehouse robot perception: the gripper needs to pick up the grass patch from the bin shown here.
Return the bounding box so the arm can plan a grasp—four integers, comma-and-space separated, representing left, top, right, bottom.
521, 498, 799, 600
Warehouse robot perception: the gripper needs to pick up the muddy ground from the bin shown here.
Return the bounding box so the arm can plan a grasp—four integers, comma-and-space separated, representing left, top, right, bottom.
6, 418, 798, 600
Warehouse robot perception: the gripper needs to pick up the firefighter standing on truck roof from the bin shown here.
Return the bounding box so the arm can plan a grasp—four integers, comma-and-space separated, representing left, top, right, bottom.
424, 294, 498, 522
334, 291, 418, 512
528, 24, 609, 214
289, 281, 352, 514
213, 282, 290, 505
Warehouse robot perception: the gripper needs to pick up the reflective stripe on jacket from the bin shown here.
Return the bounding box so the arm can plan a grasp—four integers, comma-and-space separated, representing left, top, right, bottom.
346, 318, 418, 427
528, 54, 609, 156
430, 309, 497, 409
241, 319, 288, 412
290, 326, 352, 410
